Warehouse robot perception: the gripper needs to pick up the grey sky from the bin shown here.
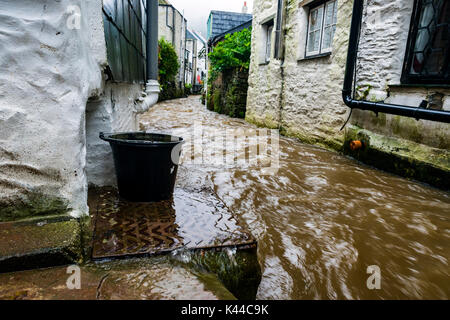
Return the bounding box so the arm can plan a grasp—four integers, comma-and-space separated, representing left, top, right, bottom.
168, 0, 254, 37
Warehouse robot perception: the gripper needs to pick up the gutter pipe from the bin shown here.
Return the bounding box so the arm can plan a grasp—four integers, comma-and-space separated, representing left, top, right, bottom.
136, 0, 160, 113
342, 0, 450, 123
274, 0, 283, 59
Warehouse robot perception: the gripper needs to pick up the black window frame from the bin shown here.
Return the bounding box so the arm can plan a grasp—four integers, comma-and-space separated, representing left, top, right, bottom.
401, 0, 450, 85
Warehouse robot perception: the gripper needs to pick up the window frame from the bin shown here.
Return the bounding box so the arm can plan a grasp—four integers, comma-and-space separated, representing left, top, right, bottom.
260, 19, 275, 64
166, 6, 174, 29
266, 24, 274, 62
305, 0, 338, 58
401, 0, 450, 85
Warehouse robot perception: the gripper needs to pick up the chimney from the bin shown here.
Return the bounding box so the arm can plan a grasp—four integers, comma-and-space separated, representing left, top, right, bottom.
242, 1, 248, 14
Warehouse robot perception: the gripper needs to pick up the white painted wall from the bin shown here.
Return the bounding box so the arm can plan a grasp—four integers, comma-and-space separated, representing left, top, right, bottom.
0, 0, 158, 219
353, 0, 450, 149
247, 0, 449, 150
0, 0, 104, 218
86, 83, 144, 187
247, 0, 353, 149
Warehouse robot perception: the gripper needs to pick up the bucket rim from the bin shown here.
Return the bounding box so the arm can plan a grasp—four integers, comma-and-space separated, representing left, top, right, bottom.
99, 131, 183, 146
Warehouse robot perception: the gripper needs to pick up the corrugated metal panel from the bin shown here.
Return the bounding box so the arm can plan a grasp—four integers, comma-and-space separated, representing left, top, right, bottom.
103, 0, 147, 83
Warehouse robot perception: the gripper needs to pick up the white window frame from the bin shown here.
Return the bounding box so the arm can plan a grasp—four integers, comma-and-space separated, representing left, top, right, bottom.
265, 24, 274, 62
259, 18, 275, 64
305, 0, 338, 57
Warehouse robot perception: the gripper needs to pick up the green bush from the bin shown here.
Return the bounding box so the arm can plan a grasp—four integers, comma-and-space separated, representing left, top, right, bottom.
185, 83, 193, 95
207, 28, 251, 118
208, 28, 251, 82
158, 38, 181, 101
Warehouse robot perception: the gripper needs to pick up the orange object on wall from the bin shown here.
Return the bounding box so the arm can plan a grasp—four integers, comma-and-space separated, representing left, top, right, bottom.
350, 140, 363, 151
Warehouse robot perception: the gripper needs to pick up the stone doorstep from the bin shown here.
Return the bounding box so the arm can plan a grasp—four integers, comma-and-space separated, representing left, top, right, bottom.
0, 259, 236, 300
0, 217, 81, 274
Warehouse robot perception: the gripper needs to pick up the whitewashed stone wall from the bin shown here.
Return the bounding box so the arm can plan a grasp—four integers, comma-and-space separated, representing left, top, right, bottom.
247, 0, 449, 151
247, 0, 353, 149
0, 0, 104, 219
353, 0, 450, 149
158, 5, 187, 87
85, 83, 144, 187
0, 0, 153, 219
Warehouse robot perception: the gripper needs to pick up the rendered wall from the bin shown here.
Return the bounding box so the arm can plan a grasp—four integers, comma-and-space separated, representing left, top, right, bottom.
85, 83, 144, 187
247, 0, 449, 155
0, 0, 104, 220
352, 0, 450, 150
247, 0, 353, 150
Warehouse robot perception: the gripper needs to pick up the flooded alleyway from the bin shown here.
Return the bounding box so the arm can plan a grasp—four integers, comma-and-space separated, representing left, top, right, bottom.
140, 96, 450, 300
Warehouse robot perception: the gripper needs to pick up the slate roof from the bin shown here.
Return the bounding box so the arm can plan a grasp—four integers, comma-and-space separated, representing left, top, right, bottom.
208, 11, 252, 39
209, 19, 252, 47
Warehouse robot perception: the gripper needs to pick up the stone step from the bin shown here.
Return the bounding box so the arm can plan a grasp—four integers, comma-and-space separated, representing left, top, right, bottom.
0, 217, 81, 273
0, 258, 236, 300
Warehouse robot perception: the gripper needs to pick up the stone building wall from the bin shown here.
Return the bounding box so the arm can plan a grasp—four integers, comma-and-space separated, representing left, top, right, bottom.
208, 68, 249, 119
247, 0, 449, 187
158, 4, 187, 89
247, 0, 353, 150
0, 0, 155, 221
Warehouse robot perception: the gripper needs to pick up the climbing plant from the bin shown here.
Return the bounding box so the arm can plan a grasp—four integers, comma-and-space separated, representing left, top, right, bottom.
208, 28, 252, 82
158, 38, 182, 101
207, 28, 252, 118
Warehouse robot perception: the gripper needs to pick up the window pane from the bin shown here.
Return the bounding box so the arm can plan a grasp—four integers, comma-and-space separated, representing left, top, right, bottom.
307, 6, 323, 53
408, 0, 449, 78
322, 0, 337, 51
322, 26, 332, 49
311, 6, 323, 31
266, 25, 273, 61
325, 1, 334, 26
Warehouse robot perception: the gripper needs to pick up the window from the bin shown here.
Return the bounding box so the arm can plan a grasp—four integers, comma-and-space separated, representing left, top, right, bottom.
402, 0, 450, 84
261, 19, 274, 63
266, 24, 274, 61
166, 6, 173, 28
306, 0, 338, 57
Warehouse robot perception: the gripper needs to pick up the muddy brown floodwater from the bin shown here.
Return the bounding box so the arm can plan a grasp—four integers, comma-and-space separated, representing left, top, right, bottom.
140, 96, 450, 300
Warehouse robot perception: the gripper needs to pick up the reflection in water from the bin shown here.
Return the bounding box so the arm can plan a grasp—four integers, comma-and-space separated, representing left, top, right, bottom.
140, 96, 450, 300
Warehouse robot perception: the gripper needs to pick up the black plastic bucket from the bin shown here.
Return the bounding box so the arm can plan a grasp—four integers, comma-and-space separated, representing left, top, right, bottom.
100, 132, 183, 202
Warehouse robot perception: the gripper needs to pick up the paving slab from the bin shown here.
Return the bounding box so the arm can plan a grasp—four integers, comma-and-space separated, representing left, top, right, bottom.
0, 258, 236, 300
0, 218, 81, 273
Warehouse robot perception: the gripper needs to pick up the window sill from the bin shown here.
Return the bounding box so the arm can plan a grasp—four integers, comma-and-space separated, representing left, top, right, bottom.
258, 61, 270, 66
389, 84, 450, 89
298, 52, 331, 62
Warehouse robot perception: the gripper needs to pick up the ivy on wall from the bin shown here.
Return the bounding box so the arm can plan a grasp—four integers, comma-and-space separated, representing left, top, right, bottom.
207, 28, 252, 118
208, 28, 252, 82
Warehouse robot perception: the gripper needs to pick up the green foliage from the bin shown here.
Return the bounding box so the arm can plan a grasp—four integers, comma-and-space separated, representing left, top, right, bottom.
158, 38, 182, 101
208, 28, 252, 82
159, 38, 179, 84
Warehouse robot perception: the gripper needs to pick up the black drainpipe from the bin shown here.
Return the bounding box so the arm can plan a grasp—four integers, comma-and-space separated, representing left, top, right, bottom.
274, 0, 283, 59
342, 0, 450, 124
147, 0, 159, 81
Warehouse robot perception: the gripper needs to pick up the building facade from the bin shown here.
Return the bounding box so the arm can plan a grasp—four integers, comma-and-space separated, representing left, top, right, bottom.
0, 0, 159, 221
247, 0, 449, 188
186, 29, 207, 90
158, 1, 187, 89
